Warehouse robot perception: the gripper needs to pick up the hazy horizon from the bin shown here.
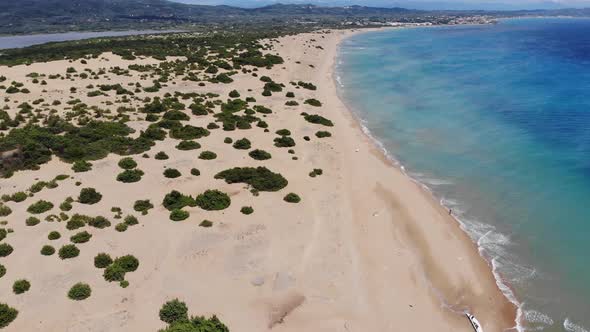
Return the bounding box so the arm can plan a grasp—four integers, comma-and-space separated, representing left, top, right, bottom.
172, 0, 590, 10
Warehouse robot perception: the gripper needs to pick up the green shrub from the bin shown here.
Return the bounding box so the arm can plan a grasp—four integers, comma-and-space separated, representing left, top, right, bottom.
68, 283, 91, 300
159, 299, 188, 324
66, 214, 90, 230
233, 138, 251, 150
199, 151, 217, 160
70, 231, 92, 243
286, 91, 295, 98
195, 190, 231, 211
276, 129, 291, 136
215, 167, 288, 192
240, 206, 254, 215
304, 98, 322, 107
0, 303, 18, 329
13, 279, 30, 294
48, 231, 61, 240
78, 188, 102, 204
94, 253, 113, 268
170, 209, 189, 221
113, 255, 139, 272
297, 81, 317, 90
0, 229, 6, 242
164, 168, 181, 178
58, 244, 80, 259
309, 169, 324, 177
284, 193, 301, 203
0, 265, 5, 278
160, 315, 229, 332
155, 152, 169, 160
190, 168, 200, 176
88, 216, 111, 229
134, 199, 154, 215
304, 114, 333, 126
229, 90, 240, 98
124, 215, 139, 226
170, 125, 210, 140
115, 223, 128, 232
315, 130, 332, 138
4, 192, 27, 203
162, 191, 195, 211
27, 200, 54, 214
59, 197, 74, 211
223, 137, 233, 144
120, 280, 129, 288
199, 219, 213, 228
176, 141, 201, 151
248, 149, 271, 160
0, 205, 11, 217
26, 216, 40, 226
72, 160, 92, 172
274, 136, 296, 148
41, 245, 55, 256
103, 263, 126, 282
117, 157, 137, 169
117, 169, 144, 183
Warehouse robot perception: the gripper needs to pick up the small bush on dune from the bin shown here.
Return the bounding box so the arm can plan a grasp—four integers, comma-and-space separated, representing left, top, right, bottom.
0, 205, 10, 217
304, 114, 333, 126
176, 141, 201, 151
170, 209, 189, 221
12, 279, 30, 294
117, 157, 137, 170
27, 200, 54, 214
158, 300, 229, 332
164, 168, 181, 178
72, 160, 92, 172
315, 130, 332, 138
26, 216, 40, 226
232, 138, 251, 150
48, 231, 61, 240
190, 168, 200, 176
155, 152, 169, 160
78, 188, 102, 204
304, 98, 322, 107
275, 129, 291, 136
199, 220, 213, 228
41, 245, 55, 256
103, 263, 126, 282
240, 206, 254, 215
309, 169, 324, 177
115, 223, 128, 232
195, 190, 231, 211
0, 265, 5, 278
68, 283, 91, 300
70, 231, 92, 243
0, 303, 18, 329
94, 253, 113, 268
124, 215, 139, 226
59, 244, 80, 259
117, 169, 144, 183
214, 167, 288, 192
198, 151, 217, 160
274, 136, 296, 148
113, 255, 139, 272
134, 200, 154, 215
159, 299, 188, 324
284, 193, 301, 203
162, 191, 195, 211
88, 216, 111, 229
248, 149, 272, 160
0, 243, 14, 257
66, 214, 90, 230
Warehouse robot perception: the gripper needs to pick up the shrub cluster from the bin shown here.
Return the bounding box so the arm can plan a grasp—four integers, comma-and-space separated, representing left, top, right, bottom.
309, 169, 323, 177
103, 254, 139, 283
176, 141, 201, 151
134, 199, 154, 215
198, 151, 217, 160
117, 169, 144, 183
248, 149, 271, 160
170, 209, 190, 221
68, 283, 92, 300
58, 244, 80, 259
78, 188, 102, 204
233, 138, 251, 150
48, 231, 61, 240
26, 216, 40, 226
41, 245, 55, 256
27, 200, 54, 214
118, 157, 137, 170
304, 114, 333, 126
13, 279, 30, 294
240, 206, 254, 215
304, 99, 322, 107
94, 253, 113, 268
195, 190, 231, 211
215, 167, 288, 192
72, 160, 92, 172
274, 136, 296, 148
158, 299, 229, 332
0, 243, 14, 257
164, 168, 181, 178
284, 193, 301, 203
0, 303, 18, 329
315, 130, 332, 138
70, 231, 92, 243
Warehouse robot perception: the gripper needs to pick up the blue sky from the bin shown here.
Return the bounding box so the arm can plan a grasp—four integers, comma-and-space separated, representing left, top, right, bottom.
172, 0, 590, 10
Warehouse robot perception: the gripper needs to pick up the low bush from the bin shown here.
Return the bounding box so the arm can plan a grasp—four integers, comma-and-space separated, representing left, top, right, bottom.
162, 191, 195, 211
285, 100, 299, 106
195, 190, 231, 211
3, 192, 27, 203
229, 90, 240, 98
198, 151, 217, 160
70, 231, 92, 243
215, 167, 288, 192
248, 149, 272, 160
27, 200, 54, 214
164, 168, 181, 178
0, 265, 5, 278
304, 114, 333, 126
223, 137, 233, 144
315, 130, 332, 138
0, 229, 6, 242
0, 205, 10, 217
309, 169, 323, 177
103, 263, 126, 282
155, 152, 169, 160
48, 231, 61, 240
0, 303, 18, 329
72, 160, 92, 172
59, 197, 73, 211
176, 141, 201, 151
26, 216, 40, 226
114, 255, 139, 272
170, 209, 189, 221
117, 157, 137, 170
66, 214, 90, 230
117, 169, 144, 183
120, 280, 130, 288
58, 244, 80, 259
304, 98, 322, 107
134, 200, 154, 215
41, 245, 55, 256
274, 136, 296, 148
190, 168, 200, 176
68, 283, 91, 300
286, 91, 295, 98
233, 138, 251, 150
159, 299, 188, 324
0, 243, 11, 257
240, 206, 254, 215
124, 215, 139, 226
276, 129, 291, 136
284, 193, 301, 203
94, 253, 113, 268
115, 223, 128, 232
78, 188, 102, 204
88, 216, 111, 229
13, 279, 30, 294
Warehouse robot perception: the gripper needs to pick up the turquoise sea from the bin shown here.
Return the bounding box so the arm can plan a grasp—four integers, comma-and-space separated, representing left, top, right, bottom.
337, 18, 590, 332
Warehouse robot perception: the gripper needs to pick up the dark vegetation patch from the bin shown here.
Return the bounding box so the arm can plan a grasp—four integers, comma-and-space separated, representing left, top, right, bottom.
195, 190, 231, 211
215, 167, 287, 192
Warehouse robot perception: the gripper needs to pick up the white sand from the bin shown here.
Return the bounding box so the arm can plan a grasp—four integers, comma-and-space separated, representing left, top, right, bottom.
0, 29, 516, 331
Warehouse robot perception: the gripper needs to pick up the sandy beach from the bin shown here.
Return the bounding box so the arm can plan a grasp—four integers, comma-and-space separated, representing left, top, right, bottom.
0, 29, 517, 331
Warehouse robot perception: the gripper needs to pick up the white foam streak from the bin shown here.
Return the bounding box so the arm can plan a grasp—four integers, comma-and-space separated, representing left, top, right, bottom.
565, 318, 589, 332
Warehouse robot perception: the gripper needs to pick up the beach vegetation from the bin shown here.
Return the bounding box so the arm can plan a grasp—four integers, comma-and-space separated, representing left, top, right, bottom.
94, 253, 113, 268
199, 151, 217, 160
274, 136, 296, 148
240, 206, 254, 215
0, 243, 13, 257
163, 191, 195, 211
284, 193, 301, 203
78, 187, 102, 204
0, 303, 18, 329
59, 244, 80, 259
304, 114, 333, 126
117, 169, 144, 183
12, 280, 30, 294
41, 245, 55, 256
72, 160, 92, 172
176, 140, 201, 150
88, 216, 111, 229
68, 283, 91, 300
155, 151, 169, 160
26, 216, 40, 226
233, 138, 251, 150
118, 157, 137, 169
159, 299, 188, 324
190, 168, 200, 176
215, 167, 287, 192
48, 231, 61, 240
27, 200, 54, 214
304, 99, 322, 107
315, 130, 332, 138
70, 231, 92, 243
195, 190, 231, 211
115, 223, 128, 232
134, 199, 154, 215
248, 149, 272, 160
170, 209, 189, 221
164, 168, 181, 178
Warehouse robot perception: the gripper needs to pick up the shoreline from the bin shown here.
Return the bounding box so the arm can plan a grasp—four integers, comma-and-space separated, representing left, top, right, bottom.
327, 28, 520, 330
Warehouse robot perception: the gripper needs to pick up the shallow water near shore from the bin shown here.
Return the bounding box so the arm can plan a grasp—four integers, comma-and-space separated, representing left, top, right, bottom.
337, 18, 590, 331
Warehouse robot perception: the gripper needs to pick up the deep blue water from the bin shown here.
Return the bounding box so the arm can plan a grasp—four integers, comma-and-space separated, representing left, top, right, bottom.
337, 18, 590, 331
